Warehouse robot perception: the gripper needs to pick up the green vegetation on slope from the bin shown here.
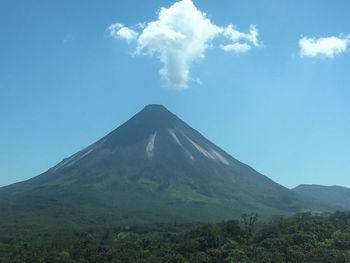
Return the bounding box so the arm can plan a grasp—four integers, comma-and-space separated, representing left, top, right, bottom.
1, 211, 350, 263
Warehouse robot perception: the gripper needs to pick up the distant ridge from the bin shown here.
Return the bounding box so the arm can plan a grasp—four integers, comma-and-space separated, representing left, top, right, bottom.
293, 184, 350, 210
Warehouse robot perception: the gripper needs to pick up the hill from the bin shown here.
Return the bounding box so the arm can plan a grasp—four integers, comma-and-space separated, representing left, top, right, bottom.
293, 184, 350, 210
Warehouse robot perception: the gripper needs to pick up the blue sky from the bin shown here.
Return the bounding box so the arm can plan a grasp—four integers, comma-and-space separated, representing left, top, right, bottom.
1, 0, 350, 188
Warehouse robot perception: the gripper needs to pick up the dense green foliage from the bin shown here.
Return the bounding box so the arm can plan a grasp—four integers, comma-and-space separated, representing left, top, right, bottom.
1, 211, 350, 262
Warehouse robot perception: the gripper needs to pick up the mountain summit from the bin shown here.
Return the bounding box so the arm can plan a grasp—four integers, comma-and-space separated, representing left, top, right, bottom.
0, 105, 332, 231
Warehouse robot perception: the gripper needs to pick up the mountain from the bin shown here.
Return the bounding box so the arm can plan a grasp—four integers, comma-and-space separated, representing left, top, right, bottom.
293, 184, 350, 210
0, 105, 332, 233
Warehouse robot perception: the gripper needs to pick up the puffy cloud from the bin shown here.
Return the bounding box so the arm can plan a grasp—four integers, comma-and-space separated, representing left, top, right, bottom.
134, 0, 223, 88
108, 23, 138, 42
299, 35, 349, 58
108, 0, 260, 89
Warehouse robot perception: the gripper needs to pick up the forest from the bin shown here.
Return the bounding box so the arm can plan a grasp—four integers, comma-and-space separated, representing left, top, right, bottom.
1, 211, 350, 262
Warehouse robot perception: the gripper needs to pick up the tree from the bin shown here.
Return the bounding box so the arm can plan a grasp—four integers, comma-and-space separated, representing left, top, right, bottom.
241, 213, 258, 244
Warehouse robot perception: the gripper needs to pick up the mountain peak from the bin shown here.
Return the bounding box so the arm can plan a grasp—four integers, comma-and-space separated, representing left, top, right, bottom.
139, 104, 174, 119
143, 104, 168, 111
131, 104, 179, 129
103, 104, 181, 147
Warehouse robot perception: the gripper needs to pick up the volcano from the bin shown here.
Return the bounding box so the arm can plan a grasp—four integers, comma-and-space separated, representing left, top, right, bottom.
0, 105, 331, 232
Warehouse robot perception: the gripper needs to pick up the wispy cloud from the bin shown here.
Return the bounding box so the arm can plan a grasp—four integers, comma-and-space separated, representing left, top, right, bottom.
108, 23, 139, 42
299, 35, 349, 58
108, 0, 260, 89
220, 43, 251, 53
221, 24, 259, 52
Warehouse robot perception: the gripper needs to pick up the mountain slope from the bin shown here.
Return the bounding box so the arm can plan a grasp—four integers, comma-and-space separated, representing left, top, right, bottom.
293, 184, 350, 210
0, 105, 333, 232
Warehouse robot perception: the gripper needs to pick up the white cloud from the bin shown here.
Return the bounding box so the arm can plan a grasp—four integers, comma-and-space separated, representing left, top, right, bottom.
108, 0, 260, 89
223, 24, 259, 47
135, 0, 223, 88
108, 23, 138, 42
220, 43, 251, 53
299, 35, 349, 58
